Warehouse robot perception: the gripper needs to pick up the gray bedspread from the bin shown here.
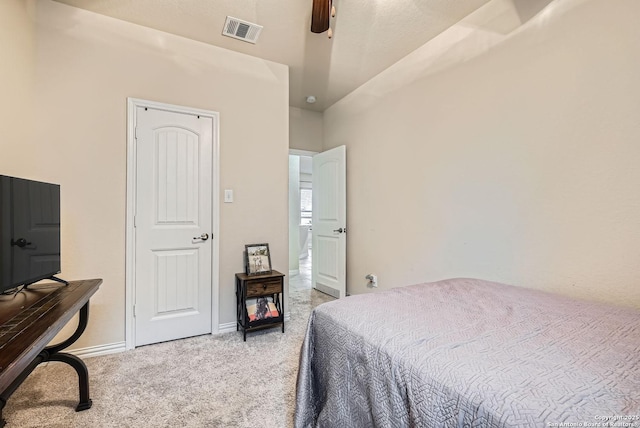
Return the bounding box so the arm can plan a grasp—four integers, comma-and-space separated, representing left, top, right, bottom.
294, 278, 640, 427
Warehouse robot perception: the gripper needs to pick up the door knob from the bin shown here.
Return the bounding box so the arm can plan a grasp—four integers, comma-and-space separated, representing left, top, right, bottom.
193, 233, 209, 241
333, 228, 346, 234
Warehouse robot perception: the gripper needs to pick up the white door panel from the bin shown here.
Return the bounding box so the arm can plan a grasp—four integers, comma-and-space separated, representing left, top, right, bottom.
312, 146, 346, 298
154, 128, 200, 224
135, 107, 213, 346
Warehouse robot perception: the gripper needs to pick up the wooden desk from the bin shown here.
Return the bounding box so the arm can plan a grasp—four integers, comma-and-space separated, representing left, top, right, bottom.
0, 279, 102, 427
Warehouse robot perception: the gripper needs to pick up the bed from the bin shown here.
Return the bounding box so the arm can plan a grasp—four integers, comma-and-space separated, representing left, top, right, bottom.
294, 278, 640, 427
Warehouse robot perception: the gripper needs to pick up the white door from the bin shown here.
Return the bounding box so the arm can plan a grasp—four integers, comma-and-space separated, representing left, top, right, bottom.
134, 106, 213, 346
312, 145, 346, 298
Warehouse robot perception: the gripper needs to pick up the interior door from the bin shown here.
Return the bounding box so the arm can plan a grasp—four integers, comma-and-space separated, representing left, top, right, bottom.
134, 106, 213, 346
312, 145, 346, 298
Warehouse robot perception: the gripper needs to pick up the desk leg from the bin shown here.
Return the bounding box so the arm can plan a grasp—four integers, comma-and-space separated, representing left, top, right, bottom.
48, 353, 92, 411
1, 397, 6, 427
0, 356, 44, 426
45, 304, 90, 355
0, 303, 93, 425
44, 302, 93, 412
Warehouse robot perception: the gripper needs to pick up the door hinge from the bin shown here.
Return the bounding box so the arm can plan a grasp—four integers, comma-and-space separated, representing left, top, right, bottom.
133, 215, 136, 228
133, 304, 136, 317
134, 127, 138, 139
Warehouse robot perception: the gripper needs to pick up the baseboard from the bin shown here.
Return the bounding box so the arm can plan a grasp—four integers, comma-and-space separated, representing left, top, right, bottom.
68, 341, 127, 358
218, 321, 237, 334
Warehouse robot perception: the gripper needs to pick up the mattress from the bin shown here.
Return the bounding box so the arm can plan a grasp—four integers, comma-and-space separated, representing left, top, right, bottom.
294, 278, 640, 427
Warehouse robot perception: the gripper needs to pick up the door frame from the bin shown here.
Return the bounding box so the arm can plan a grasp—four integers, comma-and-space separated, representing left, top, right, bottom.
125, 98, 220, 350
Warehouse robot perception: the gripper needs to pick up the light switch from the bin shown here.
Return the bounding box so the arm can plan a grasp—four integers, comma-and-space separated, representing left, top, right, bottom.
224, 189, 233, 203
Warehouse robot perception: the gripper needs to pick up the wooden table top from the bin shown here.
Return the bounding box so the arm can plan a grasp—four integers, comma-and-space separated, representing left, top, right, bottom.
0, 279, 102, 392
235, 270, 285, 281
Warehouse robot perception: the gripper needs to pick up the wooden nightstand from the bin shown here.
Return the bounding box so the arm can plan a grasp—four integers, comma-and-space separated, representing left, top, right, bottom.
235, 270, 285, 341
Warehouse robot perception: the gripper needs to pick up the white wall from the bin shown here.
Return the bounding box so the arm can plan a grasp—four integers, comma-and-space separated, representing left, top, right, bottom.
324, 0, 640, 308
0, 0, 289, 350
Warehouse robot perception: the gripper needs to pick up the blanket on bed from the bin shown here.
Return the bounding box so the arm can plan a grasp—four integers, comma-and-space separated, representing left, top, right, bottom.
294, 278, 640, 427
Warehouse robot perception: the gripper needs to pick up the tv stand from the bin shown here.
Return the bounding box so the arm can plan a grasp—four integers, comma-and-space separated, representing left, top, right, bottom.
0, 279, 102, 426
24, 276, 69, 289
48, 276, 70, 286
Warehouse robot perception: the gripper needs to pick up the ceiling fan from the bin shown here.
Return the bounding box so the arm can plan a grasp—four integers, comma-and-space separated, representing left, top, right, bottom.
310, 0, 336, 38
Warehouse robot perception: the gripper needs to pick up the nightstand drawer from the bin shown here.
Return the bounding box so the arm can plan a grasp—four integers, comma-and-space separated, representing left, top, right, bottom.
246, 280, 282, 297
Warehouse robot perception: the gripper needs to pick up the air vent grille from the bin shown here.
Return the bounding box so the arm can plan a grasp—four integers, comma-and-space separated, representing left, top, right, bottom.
222, 16, 263, 44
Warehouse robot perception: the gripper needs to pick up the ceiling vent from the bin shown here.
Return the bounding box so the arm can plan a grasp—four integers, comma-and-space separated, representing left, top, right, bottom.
222, 16, 263, 44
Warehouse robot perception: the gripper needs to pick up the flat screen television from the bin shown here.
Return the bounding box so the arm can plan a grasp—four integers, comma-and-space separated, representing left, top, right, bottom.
0, 175, 64, 294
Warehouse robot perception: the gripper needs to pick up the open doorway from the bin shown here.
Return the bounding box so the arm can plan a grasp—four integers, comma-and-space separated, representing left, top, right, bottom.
289, 150, 316, 290
289, 146, 347, 297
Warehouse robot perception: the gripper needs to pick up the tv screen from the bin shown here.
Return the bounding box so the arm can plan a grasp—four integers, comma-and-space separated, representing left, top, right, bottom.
0, 175, 61, 294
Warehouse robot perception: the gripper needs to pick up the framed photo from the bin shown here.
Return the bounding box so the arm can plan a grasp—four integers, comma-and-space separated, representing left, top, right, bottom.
245, 297, 280, 322
244, 243, 272, 276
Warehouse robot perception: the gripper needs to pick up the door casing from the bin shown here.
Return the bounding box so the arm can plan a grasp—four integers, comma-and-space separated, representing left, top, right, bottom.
125, 98, 220, 350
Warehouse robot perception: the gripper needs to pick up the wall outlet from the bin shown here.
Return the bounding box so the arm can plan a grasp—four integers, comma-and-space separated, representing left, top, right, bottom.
366, 274, 378, 287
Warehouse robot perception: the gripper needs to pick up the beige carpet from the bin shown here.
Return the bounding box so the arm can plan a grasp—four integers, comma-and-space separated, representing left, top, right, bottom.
3, 286, 333, 428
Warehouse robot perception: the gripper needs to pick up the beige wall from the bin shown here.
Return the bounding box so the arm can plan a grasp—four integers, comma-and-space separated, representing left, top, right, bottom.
324, 0, 640, 308
1, 0, 289, 350
290, 107, 323, 152
0, 0, 35, 163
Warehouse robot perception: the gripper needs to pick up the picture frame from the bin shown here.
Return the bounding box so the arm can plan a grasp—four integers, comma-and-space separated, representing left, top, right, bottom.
245, 297, 280, 322
244, 243, 272, 276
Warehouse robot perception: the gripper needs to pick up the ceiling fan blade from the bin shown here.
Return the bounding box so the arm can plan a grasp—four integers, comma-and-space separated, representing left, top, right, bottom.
311, 0, 331, 33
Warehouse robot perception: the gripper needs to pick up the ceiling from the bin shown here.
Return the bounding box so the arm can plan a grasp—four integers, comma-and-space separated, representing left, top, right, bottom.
53, 0, 491, 112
